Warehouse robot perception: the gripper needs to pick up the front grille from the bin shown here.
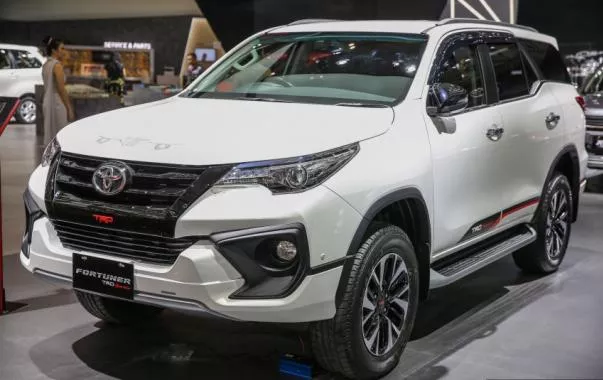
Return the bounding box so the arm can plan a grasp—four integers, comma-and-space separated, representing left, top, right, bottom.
55, 153, 207, 208
586, 115, 603, 128
54, 220, 198, 264
46, 152, 233, 262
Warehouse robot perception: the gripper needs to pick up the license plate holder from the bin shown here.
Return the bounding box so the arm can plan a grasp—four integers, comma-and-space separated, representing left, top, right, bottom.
73, 253, 134, 300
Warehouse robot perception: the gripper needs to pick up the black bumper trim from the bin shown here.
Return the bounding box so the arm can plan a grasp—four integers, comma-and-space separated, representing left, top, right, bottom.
308, 256, 349, 275
211, 223, 310, 299
22, 189, 45, 258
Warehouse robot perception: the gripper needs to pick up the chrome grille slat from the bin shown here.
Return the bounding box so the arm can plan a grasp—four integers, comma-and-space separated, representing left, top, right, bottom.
55, 153, 206, 208
55, 223, 193, 248
53, 220, 198, 264
57, 230, 189, 253
586, 115, 603, 127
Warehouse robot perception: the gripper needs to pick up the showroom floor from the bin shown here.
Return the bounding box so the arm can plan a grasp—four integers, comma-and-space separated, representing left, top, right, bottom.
1, 123, 42, 256
2, 124, 603, 379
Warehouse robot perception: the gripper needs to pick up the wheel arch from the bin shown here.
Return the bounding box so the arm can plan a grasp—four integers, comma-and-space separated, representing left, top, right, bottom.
335, 187, 432, 306
540, 145, 581, 223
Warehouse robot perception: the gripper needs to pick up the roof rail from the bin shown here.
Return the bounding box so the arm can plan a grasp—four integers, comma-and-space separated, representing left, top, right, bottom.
437, 18, 538, 33
288, 19, 340, 26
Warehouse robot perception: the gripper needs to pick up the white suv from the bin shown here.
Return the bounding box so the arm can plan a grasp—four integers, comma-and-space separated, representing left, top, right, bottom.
0, 43, 44, 124
21, 19, 587, 379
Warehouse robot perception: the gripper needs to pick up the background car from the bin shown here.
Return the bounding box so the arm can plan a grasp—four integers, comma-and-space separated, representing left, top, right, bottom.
0, 43, 45, 124
579, 62, 603, 189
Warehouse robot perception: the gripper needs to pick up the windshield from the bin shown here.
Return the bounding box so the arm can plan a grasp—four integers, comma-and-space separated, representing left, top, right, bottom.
184, 32, 427, 106
582, 64, 603, 95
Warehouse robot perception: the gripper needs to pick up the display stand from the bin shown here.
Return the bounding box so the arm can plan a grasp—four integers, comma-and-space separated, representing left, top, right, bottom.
0, 97, 21, 314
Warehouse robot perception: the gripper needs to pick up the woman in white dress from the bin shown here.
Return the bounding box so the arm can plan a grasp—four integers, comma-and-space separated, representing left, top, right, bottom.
41, 36, 74, 145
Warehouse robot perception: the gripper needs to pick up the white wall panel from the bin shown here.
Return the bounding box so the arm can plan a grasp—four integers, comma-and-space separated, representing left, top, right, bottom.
0, 0, 202, 21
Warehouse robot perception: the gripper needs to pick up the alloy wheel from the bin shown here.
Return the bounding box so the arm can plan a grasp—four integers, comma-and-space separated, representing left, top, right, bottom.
545, 189, 569, 262
362, 253, 410, 357
19, 99, 36, 123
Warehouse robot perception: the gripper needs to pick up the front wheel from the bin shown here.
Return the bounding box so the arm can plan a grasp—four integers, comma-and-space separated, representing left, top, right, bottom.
513, 173, 573, 273
15, 96, 37, 124
310, 225, 419, 379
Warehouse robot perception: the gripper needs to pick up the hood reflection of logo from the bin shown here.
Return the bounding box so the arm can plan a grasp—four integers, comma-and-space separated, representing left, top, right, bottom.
96, 136, 177, 150
92, 162, 131, 196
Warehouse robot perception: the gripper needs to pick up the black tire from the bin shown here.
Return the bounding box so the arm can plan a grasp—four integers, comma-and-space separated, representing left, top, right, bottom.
15, 96, 37, 124
310, 225, 419, 379
75, 290, 163, 325
513, 173, 573, 273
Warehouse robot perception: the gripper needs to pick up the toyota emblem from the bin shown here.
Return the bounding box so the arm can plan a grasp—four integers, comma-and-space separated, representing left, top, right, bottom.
92, 162, 131, 196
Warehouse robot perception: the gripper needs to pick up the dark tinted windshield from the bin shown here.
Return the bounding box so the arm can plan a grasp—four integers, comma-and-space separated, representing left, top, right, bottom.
581, 64, 603, 95
185, 33, 428, 105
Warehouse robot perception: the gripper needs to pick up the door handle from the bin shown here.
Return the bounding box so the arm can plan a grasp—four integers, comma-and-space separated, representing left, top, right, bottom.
486, 125, 504, 141
545, 112, 561, 129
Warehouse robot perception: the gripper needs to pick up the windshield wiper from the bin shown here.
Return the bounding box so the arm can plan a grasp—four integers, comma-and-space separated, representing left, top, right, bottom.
236, 96, 293, 103
334, 102, 391, 108
186, 90, 209, 98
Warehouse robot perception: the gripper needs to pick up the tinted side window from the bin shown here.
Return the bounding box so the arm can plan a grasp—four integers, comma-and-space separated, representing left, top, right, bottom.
488, 43, 529, 101
11, 50, 42, 69
0, 50, 11, 70
521, 51, 538, 90
519, 39, 571, 83
435, 45, 485, 108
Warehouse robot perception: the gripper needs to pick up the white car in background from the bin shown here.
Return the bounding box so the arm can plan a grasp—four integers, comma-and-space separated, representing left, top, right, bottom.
0, 43, 45, 124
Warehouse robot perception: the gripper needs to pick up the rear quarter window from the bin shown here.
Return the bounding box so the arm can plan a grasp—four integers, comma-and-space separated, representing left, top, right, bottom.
519, 39, 571, 84
11, 50, 42, 69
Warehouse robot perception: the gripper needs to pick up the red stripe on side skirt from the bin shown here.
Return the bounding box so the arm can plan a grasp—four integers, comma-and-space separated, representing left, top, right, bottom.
501, 198, 540, 220
484, 212, 503, 229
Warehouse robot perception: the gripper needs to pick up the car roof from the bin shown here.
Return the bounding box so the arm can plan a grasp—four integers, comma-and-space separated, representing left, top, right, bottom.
0, 43, 40, 52
271, 20, 438, 35
269, 19, 557, 48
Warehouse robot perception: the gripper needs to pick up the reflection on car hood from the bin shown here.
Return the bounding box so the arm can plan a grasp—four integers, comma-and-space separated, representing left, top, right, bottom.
56, 97, 394, 165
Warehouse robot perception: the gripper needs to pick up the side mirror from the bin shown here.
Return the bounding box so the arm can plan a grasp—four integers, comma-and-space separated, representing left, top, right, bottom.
426, 83, 466, 134
428, 82, 469, 115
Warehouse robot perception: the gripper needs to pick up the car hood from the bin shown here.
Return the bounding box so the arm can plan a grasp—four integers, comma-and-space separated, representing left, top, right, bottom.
56, 97, 393, 165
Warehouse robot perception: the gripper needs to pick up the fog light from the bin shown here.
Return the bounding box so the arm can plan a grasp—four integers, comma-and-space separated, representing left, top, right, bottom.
276, 241, 297, 262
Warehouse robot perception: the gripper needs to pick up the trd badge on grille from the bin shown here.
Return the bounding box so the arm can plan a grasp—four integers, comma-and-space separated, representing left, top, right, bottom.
92, 162, 131, 196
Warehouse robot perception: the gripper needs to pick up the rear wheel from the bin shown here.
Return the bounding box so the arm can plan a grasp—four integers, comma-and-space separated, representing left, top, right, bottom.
513, 173, 572, 273
75, 290, 163, 325
15, 96, 36, 124
310, 225, 419, 379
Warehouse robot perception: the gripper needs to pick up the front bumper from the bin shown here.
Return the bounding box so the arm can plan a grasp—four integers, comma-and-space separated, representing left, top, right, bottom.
21, 217, 344, 322
21, 171, 362, 322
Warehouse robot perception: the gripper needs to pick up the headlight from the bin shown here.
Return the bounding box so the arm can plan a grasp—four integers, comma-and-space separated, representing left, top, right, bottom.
215, 143, 359, 193
41, 138, 60, 167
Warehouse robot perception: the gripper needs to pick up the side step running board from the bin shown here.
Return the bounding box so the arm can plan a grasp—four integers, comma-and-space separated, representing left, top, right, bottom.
429, 225, 537, 289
